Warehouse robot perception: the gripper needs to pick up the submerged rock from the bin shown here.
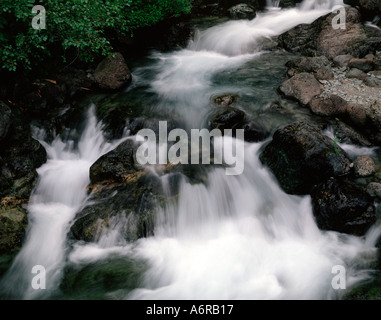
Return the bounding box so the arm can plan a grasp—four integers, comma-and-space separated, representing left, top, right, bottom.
311, 177, 376, 236
260, 121, 352, 194
212, 94, 238, 106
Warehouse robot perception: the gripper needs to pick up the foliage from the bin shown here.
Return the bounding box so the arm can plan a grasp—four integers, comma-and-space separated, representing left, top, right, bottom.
0, 0, 193, 71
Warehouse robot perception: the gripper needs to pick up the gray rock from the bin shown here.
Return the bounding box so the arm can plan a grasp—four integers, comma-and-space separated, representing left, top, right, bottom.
354, 155, 376, 177
279, 72, 322, 105
364, 76, 381, 88
228, 3, 256, 20
367, 182, 381, 198
346, 68, 367, 80
297, 56, 334, 80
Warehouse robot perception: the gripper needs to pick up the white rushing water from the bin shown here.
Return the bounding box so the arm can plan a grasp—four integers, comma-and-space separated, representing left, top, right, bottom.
0, 107, 127, 299
3, 0, 381, 300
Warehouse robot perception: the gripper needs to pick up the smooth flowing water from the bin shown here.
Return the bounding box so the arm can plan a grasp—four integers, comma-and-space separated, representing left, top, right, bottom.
1, 0, 380, 300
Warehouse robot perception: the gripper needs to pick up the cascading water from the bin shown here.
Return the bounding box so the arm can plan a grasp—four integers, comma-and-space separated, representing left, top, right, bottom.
1, 0, 380, 300
0, 107, 128, 299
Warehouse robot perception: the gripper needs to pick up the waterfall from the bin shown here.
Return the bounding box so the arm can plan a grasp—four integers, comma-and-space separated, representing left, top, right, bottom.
1, 0, 379, 300
0, 107, 127, 299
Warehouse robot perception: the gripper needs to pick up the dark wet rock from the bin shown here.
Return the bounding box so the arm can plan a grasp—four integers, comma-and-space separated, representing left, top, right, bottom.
348, 58, 375, 72
278, 15, 326, 57
344, 0, 381, 20
279, 0, 302, 8
0, 197, 28, 254
330, 119, 373, 147
308, 94, 347, 117
260, 121, 352, 195
311, 177, 376, 236
90, 140, 137, 185
70, 172, 163, 243
228, 3, 256, 20
333, 55, 354, 68
346, 68, 367, 80
94, 53, 132, 91
367, 182, 381, 198
279, 72, 322, 105
354, 155, 376, 177
241, 121, 270, 142
209, 107, 246, 130
191, 0, 261, 17
209, 106, 270, 142
0, 101, 11, 143
0, 114, 47, 198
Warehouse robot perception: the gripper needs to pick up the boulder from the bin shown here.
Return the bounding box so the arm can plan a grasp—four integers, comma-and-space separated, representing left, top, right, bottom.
365, 100, 381, 143
260, 122, 352, 194
333, 55, 354, 68
346, 103, 367, 127
0, 120, 47, 198
209, 107, 246, 130
209, 106, 270, 142
367, 182, 381, 198
297, 56, 334, 80
94, 52, 132, 91
311, 177, 376, 236
317, 8, 381, 59
348, 58, 375, 72
308, 94, 348, 117
279, 73, 322, 105
212, 94, 238, 106
0, 197, 28, 254
90, 140, 137, 184
364, 76, 381, 88
278, 15, 326, 57
353, 155, 376, 177
70, 173, 162, 243
228, 3, 256, 20
346, 68, 367, 80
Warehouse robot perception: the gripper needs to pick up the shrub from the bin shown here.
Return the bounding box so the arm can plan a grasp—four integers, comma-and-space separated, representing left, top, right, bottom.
0, 0, 193, 72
